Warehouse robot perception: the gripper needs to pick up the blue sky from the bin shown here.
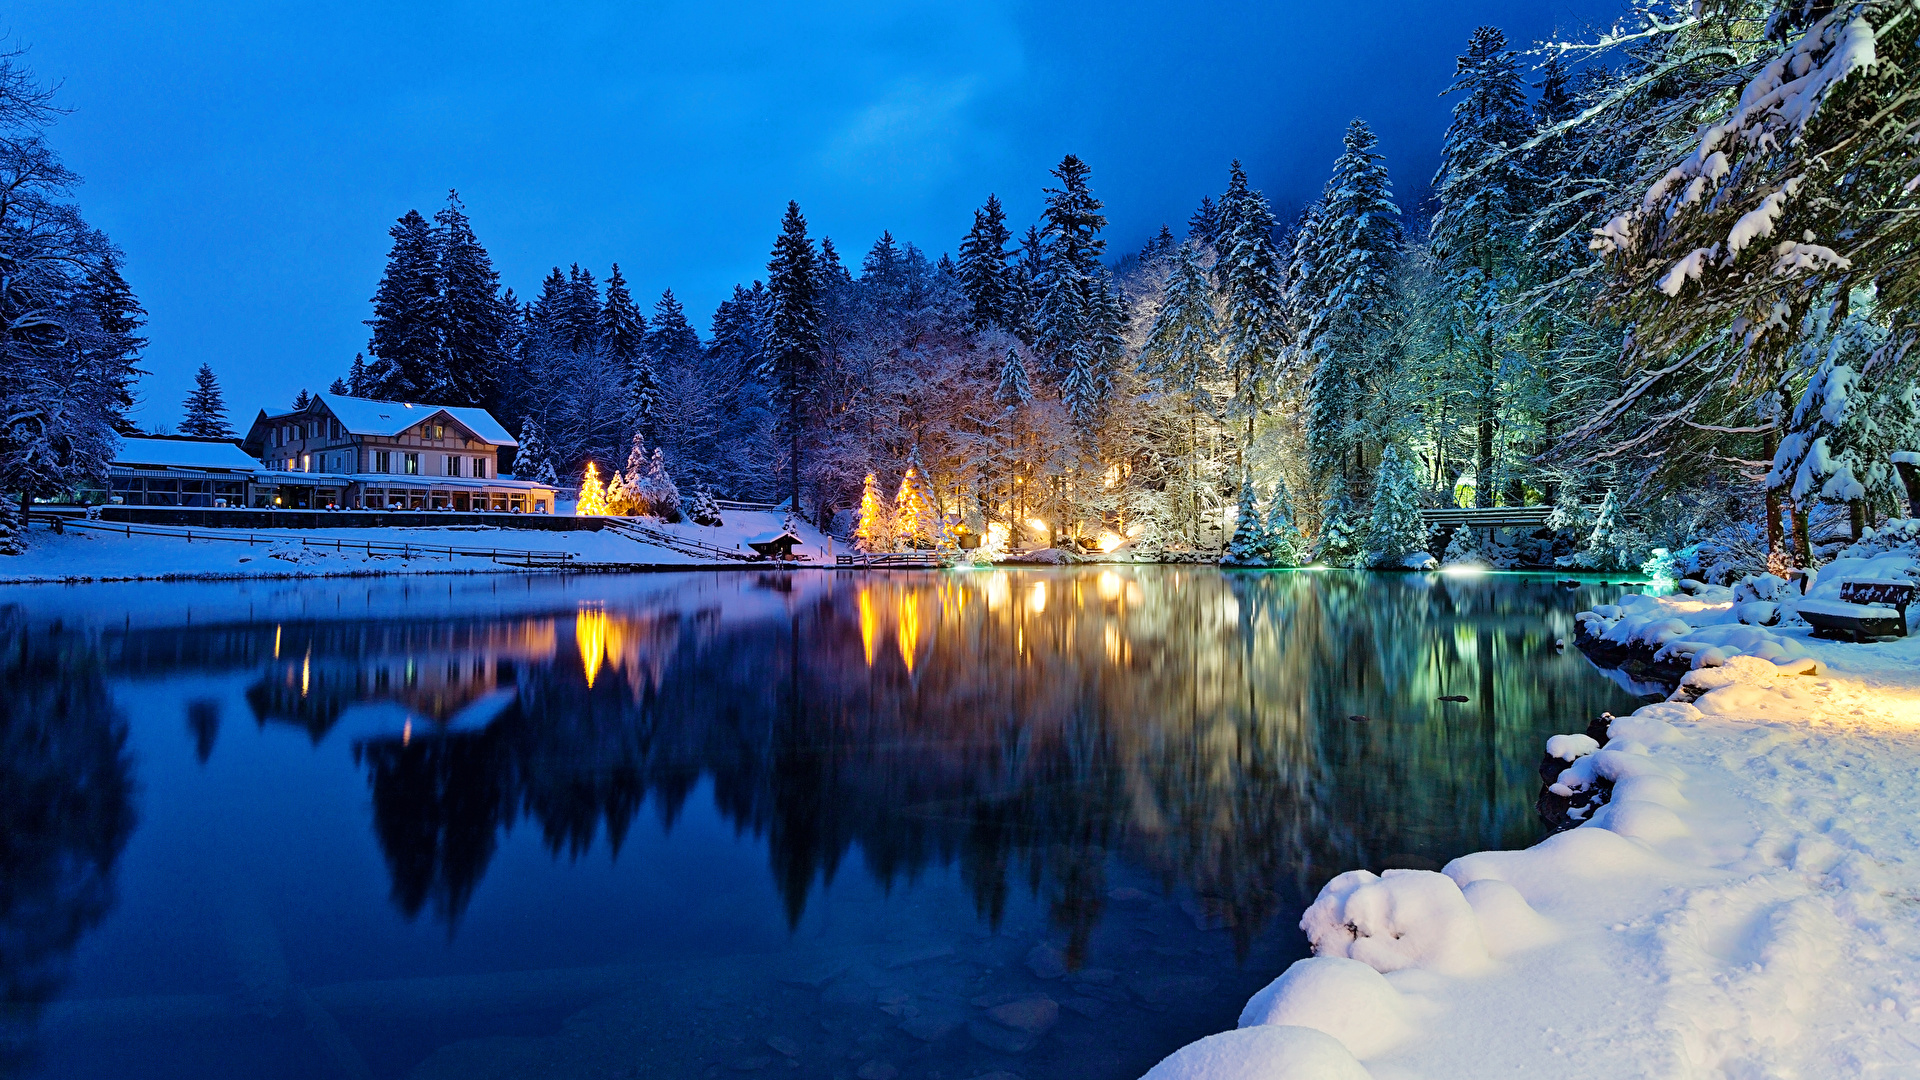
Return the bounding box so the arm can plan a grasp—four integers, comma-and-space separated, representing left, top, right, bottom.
14, 1, 1620, 427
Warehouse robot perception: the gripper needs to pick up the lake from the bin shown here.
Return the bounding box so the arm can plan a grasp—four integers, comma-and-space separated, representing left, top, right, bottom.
0, 567, 1646, 1080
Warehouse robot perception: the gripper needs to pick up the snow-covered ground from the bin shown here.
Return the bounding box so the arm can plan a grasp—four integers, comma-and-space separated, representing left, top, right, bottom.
1143, 542, 1920, 1079
0, 510, 839, 583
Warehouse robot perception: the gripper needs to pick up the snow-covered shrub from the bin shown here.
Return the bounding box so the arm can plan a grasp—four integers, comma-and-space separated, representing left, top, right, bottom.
1364, 445, 1427, 568
1223, 475, 1269, 566
1262, 483, 1306, 567
634, 449, 681, 522
1317, 490, 1363, 568
686, 488, 724, 527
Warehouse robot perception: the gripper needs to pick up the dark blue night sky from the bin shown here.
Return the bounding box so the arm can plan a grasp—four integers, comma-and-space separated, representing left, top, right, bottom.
16, 0, 1621, 424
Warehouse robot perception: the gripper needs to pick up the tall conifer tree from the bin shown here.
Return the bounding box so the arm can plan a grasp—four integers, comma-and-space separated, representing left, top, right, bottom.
762, 201, 821, 512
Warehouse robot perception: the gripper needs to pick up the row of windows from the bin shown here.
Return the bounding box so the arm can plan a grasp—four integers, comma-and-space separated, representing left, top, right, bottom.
270, 418, 464, 448
268, 451, 493, 478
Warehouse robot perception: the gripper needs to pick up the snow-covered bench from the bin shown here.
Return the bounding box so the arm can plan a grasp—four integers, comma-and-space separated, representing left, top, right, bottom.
1797, 577, 1915, 642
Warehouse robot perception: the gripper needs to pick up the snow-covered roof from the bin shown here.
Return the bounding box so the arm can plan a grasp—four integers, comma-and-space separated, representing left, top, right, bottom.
114, 436, 262, 471
268, 395, 518, 447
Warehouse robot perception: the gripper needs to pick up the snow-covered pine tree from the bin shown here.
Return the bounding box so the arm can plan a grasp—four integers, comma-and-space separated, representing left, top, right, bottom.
996, 348, 1032, 408
640, 448, 681, 522
1429, 27, 1532, 509
515, 416, 560, 486
1035, 155, 1122, 420
647, 290, 702, 364
179, 364, 235, 439
1217, 162, 1289, 451
855, 472, 893, 551
686, 488, 724, 527
1262, 483, 1307, 567
958, 193, 1017, 332
1365, 444, 1427, 568
327, 378, 349, 396
0, 497, 20, 556
893, 459, 938, 548
1139, 241, 1222, 542
760, 201, 821, 514
1582, 490, 1623, 568
434, 191, 510, 408
623, 432, 648, 490
576, 462, 608, 516
604, 469, 635, 516
365, 209, 441, 400
1223, 472, 1270, 566
1317, 489, 1364, 568
1186, 196, 1222, 252
291, 389, 311, 411
1303, 120, 1402, 494
602, 263, 656, 436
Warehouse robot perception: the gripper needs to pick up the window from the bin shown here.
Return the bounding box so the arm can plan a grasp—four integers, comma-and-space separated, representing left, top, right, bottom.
428, 423, 445, 440
373, 450, 391, 473
301, 454, 310, 472
404, 453, 419, 475
472, 457, 488, 479
444, 455, 461, 477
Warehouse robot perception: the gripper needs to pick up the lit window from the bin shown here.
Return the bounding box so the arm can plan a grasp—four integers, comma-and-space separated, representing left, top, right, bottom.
404, 453, 419, 475
301, 454, 310, 472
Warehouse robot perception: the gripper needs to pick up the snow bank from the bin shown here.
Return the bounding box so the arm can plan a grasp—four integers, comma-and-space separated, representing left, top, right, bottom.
1139, 553, 1920, 1079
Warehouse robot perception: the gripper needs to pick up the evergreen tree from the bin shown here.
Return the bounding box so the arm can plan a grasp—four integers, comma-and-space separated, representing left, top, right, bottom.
854, 472, 893, 552
1187, 196, 1222, 251
1303, 119, 1403, 493
601, 265, 657, 437
647, 289, 702, 363
576, 462, 608, 515
82, 249, 147, 435
561, 265, 601, 354
434, 191, 510, 407
1139, 242, 1221, 404
327, 378, 349, 396
346, 353, 369, 396
514, 415, 560, 486
760, 201, 821, 512
639, 447, 681, 521
1223, 472, 1270, 566
1429, 27, 1531, 508
1365, 444, 1427, 567
1317, 490, 1364, 567
179, 364, 235, 439
291, 389, 311, 411
996, 347, 1033, 408
1262, 484, 1307, 567
893, 456, 939, 549
958, 194, 1017, 331
604, 469, 635, 515
1035, 155, 1123, 430
623, 432, 648, 489
364, 209, 441, 400
1217, 162, 1289, 449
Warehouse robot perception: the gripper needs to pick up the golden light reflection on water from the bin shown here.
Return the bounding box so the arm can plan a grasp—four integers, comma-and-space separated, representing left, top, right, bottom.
897, 591, 921, 674
577, 606, 608, 688
859, 589, 878, 668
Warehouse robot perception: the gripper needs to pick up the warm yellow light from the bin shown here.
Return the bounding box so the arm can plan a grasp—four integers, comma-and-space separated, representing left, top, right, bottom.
1028, 581, 1047, 615
1027, 518, 1049, 543
897, 592, 921, 673
1096, 531, 1125, 553
1097, 570, 1123, 601
858, 588, 879, 667
984, 521, 1010, 558
1103, 463, 1121, 489
577, 606, 608, 687
273, 625, 281, 660
402, 719, 411, 746
301, 650, 310, 697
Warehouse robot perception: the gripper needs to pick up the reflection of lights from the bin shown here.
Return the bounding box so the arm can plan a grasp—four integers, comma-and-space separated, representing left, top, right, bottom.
577, 606, 608, 688
1441, 565, 1488, 576
402, 719, 411, 746
301, 650, 310, 697
1097, 571, 1124, 601
1096, 532, 1125, 553
984, 571, 1011, 611
858, 589, 879, 667
274, 625, 281, 660
1104, 623, 1124, 664
897, 593, 920, 673
1028, 581, 1047, 615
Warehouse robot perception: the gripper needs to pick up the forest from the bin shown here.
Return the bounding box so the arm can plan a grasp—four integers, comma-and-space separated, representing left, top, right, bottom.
3, 2, 1917, 575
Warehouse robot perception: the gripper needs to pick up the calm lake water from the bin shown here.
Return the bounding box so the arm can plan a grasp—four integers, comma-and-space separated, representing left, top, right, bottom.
0, 567, 1645, 1080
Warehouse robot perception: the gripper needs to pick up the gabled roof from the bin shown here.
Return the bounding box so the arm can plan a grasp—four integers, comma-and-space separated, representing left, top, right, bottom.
114, 436, 262, 470
258, 395, 517, 446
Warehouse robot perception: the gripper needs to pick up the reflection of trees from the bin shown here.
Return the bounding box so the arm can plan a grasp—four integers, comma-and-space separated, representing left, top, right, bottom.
339, 570, 1638, 952
0, 609, 135, 1075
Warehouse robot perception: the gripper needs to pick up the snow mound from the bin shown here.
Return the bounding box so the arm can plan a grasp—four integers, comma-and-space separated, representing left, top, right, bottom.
1236, 956, 1410, 1059
1300, 869, 1489, 975
1138, 1024, 1370, 1080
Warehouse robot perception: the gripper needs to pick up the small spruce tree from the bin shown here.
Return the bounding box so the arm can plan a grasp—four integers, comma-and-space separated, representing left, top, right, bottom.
1366, 445, 1428, 568
639, 449, 681, 522
516, 417, 560, 486
604, 470, 635, 516
893, 461, 938, 548
1317, 490, 1364, 568
1262, 484, 1307, 567
576, 462, 608, 516
1223, 473, 1270, 566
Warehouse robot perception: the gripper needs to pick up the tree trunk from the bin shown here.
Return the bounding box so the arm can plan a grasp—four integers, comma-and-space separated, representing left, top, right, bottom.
1792, 502, 1812, 566
1762, 429, 1786, 571
17, 490, 27, 532
1849, 499, 1865, 541
1475, 411, 1494, 509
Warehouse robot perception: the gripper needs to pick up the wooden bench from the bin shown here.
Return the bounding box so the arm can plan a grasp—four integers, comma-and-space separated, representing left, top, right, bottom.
1797, 578, 1917, 642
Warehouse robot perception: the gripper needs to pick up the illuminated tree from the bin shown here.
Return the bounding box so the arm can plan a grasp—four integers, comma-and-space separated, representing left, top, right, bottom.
604, 469, 634, 516
854, 472, 893, 552
894, 462, 938, 548
576, 462, 607, 516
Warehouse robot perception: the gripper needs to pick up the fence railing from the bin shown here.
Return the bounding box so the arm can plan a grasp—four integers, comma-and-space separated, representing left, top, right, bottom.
1418, 507, 1558, 528
600, 519, 759, 562
834, 551, 956, 569
50, 517, 577, 566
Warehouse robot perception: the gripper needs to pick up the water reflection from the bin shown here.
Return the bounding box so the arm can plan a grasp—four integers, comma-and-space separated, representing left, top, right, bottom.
119, 570, 1626, 952
0, 610, 135, 1075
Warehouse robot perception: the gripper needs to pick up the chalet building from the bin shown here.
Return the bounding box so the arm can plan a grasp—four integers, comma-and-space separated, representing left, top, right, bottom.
239, 395, 557, 512
106, 435, 269, 507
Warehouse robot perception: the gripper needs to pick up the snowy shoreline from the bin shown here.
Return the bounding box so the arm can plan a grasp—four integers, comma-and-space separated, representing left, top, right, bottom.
1142, 570, 1920, 1079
